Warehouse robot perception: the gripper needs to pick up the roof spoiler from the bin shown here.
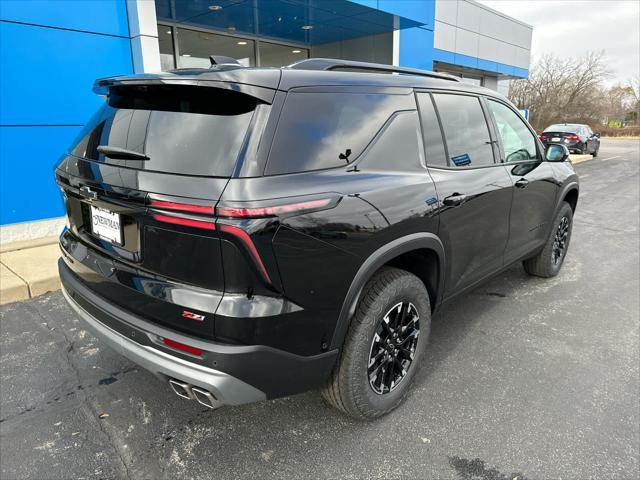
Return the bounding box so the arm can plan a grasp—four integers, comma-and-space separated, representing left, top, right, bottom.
92, 74, 276, 104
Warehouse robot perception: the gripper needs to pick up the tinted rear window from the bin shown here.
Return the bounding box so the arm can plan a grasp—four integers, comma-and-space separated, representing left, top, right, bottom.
265, 91, 408, 175
70, 86, 257, 177
544, 125, 580, 133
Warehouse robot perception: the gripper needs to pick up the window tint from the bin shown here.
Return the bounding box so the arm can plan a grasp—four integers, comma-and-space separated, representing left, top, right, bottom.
544, 124, 579, 133
265, 92, 403, 175
361, 111, 424, 171
432, 94, 494, 167
70, 86, 259, 177
416, 93, 447, 167
487, 100, 537, 162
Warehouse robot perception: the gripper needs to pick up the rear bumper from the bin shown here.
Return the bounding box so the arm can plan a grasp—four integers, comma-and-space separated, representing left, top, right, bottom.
59, 259, 338, 404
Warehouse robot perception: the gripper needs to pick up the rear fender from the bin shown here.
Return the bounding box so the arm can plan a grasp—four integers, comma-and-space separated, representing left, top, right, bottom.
329, 233, 445, 350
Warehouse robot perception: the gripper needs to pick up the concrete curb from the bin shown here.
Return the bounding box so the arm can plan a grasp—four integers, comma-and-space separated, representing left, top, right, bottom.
0, 244, 60, 305
569, 154, 593, 165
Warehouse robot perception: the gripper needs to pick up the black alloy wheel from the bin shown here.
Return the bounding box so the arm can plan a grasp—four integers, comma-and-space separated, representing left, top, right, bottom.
552, 216, 570, 265
368, 301, 420, 395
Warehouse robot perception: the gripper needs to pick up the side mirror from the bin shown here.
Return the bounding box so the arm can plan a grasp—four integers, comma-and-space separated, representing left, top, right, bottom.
594, 132, 600, 138
545, 144, 570, 162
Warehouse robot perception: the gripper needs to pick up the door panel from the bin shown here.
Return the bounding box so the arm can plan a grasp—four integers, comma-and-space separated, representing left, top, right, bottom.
504, 161, 560, 263
429, 166, 513, 296
484, 98, 560, 263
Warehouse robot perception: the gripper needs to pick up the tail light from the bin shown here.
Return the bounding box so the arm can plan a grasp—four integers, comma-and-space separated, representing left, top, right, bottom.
148, 196, 338, 286
149, 200, 214, 215
216, 198, 333, 219
539, 135, 546, 140
149, 199, 216, 230
566, 135, 580, 141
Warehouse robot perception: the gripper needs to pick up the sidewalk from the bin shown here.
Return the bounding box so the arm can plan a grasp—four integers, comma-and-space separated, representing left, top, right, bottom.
0, 237, 60, 305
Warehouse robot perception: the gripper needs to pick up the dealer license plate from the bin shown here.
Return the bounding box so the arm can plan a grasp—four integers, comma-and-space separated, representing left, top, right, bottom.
90, 205, 122, 245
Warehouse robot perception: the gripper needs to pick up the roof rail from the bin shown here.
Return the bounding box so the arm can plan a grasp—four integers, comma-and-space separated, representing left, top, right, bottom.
287, 58, 460, 82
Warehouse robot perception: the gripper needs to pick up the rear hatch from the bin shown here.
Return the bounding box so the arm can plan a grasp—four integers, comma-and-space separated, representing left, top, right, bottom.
57, 74, 277, 338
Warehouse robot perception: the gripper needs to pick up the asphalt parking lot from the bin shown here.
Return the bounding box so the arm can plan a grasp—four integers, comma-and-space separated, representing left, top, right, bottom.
1, 138, 638, 480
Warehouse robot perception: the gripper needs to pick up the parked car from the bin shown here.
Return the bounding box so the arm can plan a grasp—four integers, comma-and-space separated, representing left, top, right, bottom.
539, 123, 600, 156
56, 58, 579, 419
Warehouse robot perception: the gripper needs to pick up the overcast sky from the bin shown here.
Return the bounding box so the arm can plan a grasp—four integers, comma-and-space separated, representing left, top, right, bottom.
477, 0, 640, 84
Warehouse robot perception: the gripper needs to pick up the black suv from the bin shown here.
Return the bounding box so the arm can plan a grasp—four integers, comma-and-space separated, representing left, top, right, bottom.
56, 58, 578, 419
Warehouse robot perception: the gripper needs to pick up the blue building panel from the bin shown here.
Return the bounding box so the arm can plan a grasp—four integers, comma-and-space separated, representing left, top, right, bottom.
433, 48, 528, 79
399, 27, 434, 71
377, 0, 435, 30
0, 126, 79, 224
0, 22, 133, 126
0, 0, 130, 38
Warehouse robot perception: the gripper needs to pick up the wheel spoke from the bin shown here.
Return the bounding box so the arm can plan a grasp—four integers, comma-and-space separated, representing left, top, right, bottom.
368, 301, 421, 395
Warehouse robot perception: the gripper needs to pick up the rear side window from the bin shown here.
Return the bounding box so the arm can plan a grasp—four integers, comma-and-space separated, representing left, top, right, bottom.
432, 93, 495, 167
70, 86, 257, 177
265, 91, 405, 175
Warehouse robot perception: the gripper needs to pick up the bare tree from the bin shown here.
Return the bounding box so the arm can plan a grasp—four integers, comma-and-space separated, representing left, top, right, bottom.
508, 51, 610, 130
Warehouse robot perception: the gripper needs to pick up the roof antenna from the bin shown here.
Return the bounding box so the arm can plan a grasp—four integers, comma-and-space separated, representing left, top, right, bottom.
209, 55, 241, 67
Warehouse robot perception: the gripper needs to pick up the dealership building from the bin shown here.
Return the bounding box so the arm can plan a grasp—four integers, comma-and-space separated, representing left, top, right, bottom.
0, 0, 532, 241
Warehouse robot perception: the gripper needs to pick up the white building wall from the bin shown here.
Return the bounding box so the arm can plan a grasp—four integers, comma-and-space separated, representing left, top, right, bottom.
126, 0, 161, 73
434, 0, 532, 70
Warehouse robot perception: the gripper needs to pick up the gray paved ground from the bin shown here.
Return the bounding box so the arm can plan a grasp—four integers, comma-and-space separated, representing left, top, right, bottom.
1, 139, 638, 480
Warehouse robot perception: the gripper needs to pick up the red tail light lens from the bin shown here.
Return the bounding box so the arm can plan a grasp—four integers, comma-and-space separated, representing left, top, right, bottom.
217, 198, 332, 218
219, 224, 271, 283
162, 338, 203, 356
567, 135, 580, 141
149, 199, 215, 215
152, 213, 215, 230
539, 135, 546, 140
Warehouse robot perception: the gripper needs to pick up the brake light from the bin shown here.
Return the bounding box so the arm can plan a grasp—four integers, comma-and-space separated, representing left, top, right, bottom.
566, 135, 580, 141
152, 213, 215, 230
162, 338, 203, 356
217, 198, 332, 218
149, 199, 214, 215
219, 224, 271, 283
539, 135, 546, 140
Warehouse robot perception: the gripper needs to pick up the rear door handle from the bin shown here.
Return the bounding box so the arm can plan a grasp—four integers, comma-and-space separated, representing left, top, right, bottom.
443, 193, 467, 207
515, 178, 529, 189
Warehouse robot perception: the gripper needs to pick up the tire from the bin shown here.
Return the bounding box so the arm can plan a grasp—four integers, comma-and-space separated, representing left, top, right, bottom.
523, 202, 573, 278
592, 144, 599, 157
321, 266, 431, 419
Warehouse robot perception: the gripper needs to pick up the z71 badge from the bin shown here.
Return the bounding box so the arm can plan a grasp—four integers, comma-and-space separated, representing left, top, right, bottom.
181, 311, 205, 322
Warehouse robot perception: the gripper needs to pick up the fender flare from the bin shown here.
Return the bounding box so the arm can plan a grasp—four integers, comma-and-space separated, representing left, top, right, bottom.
329, 233, 445, 350
555, 181, 579, 213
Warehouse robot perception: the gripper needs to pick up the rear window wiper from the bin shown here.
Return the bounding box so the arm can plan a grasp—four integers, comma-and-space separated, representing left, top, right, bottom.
97, 145, 150, 160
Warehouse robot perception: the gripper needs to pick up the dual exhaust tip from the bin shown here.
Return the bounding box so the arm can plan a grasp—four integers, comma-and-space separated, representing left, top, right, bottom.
169, 379, 223, 410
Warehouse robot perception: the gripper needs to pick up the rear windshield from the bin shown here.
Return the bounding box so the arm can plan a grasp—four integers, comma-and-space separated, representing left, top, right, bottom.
70, 85, 258, 177
544, 124, 580, 133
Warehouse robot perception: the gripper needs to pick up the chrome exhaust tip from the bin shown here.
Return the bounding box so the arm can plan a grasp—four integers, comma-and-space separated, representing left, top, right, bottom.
169, 379, 194, 400
192, 386, 223, 409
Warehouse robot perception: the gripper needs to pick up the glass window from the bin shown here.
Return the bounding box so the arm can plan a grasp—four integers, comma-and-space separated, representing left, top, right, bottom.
416, 93, 447, 167
544, 124, 579, 133
71, 87, 258, 177
361, 111, 424, 171
432, 94, 495, 167
259, 42, 308, 67
487, 100, 537, 162
158, 24, 175, 71
266, 92, 403, 175
176, 28, 255, 68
